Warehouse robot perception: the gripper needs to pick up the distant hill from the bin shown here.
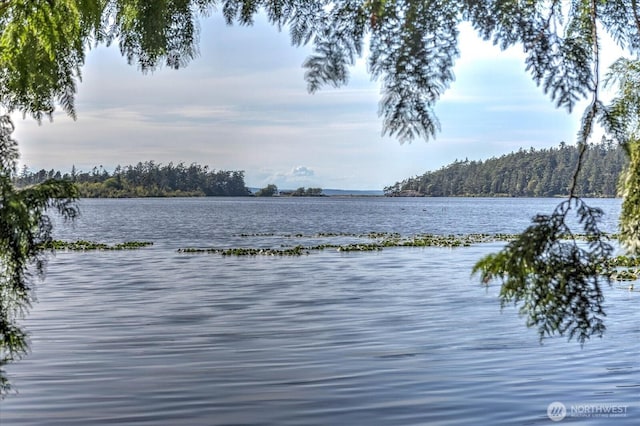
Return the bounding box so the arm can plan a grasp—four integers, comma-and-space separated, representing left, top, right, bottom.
385, 141, 627, 198
322, 189, 384, 196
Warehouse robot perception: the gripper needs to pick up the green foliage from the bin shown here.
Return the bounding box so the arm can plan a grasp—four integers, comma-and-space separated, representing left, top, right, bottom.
106, 0, 212, 72
0, 0, 209, 118
603, 58, 640, 143
619, 140, 640, 254
41, 240, 153, 250
473, 198, 613, 344
0, 0, 100, 120
289, 187, 323, 196
0, 115, 78, 397
386, 141, 627, 197
177, 231, 520, 255
255, 183, 278, 196
605, 59, 640, 253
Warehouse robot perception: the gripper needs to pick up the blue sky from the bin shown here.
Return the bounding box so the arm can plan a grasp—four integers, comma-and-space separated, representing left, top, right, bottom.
11, 14, 621, 190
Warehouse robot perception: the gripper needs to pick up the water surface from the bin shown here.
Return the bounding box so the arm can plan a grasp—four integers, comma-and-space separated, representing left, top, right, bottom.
2, 197, 638, 425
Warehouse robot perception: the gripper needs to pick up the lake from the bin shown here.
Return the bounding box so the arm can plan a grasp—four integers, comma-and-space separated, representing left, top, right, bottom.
2, 197, 638, 425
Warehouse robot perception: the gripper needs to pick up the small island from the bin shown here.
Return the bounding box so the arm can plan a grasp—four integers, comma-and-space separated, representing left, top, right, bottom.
255, 184, 324, 197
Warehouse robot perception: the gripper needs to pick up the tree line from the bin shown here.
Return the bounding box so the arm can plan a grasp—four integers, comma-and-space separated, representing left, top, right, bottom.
385, 141, 627, 198
281, 187, 324, 196
13, 161, 251, 197
255, 185, 324, 197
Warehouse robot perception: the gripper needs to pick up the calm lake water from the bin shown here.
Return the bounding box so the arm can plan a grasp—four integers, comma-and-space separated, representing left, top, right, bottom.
2, 197, 639, 425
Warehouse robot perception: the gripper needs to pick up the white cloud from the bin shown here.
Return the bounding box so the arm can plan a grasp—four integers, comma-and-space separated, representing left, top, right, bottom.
291, 166, 314, 177
253, 165, 326, 189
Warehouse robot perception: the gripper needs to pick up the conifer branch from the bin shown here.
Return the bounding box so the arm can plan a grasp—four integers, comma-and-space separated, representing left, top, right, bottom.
570, 0, 600, 199
632, 0, 640, 40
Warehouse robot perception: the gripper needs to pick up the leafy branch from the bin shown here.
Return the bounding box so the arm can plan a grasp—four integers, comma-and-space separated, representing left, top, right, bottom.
0, 115, 79, 397
473, 198, 613, 344
473, 0, 618, 344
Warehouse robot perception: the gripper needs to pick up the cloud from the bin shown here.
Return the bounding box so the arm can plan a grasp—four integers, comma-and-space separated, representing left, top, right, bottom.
291, 166, 314, 177
253, 165, 321, 189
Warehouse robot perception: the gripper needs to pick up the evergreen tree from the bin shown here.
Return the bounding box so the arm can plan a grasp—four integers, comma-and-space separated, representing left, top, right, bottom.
255, 184, 278, 197
0, 116, 78, 395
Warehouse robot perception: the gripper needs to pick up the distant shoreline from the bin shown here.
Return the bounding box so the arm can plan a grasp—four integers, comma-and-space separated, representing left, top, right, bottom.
74, 194, 621, 199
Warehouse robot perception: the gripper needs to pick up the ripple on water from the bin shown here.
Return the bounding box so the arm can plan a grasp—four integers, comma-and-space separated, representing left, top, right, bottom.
4, 198, 639, 425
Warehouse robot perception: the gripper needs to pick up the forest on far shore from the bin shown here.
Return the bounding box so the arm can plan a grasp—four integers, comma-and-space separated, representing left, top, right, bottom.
385, 141, 627, 198
13, 161, 251, 197
14, 140, 628, 198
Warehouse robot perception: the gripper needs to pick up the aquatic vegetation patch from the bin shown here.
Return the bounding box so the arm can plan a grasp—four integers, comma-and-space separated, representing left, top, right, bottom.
44, 235, 640, 285
178, 233, 517, 256
178, 246, 310, 256
592, 254, 640, 282
606, 268, 640, 281
397, 233, 507, 247
604, 254, 640, 268
177, 232, 640, 286
236, 231, 402, 239
336, 243, 383, 252
42, 240, 153, 251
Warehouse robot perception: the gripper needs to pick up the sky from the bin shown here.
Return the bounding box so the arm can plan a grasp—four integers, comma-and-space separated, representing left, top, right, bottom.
11, 13, 624, 190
